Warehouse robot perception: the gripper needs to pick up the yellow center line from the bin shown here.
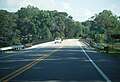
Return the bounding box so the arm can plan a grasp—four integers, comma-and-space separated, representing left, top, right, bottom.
0, 42, 65, 82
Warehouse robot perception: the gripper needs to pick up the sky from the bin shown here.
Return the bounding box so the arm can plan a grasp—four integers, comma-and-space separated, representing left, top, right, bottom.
0, 0, 120, 22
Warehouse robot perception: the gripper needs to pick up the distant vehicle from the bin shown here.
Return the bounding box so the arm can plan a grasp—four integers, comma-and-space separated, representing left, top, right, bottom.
54, 38, 62, 44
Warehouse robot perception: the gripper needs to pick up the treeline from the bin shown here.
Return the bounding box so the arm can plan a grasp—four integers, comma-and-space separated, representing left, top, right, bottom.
1, 5, 119, 47
0, 5, 84, 47
82, 10, 120, 45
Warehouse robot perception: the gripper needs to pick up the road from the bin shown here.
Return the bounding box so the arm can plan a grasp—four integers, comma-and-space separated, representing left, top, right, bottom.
0, 39, 120, 82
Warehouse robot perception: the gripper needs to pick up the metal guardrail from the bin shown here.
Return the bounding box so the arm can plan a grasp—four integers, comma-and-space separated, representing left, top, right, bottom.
92, 44, 104, 49
0, 39, 53, 52
92, 44, 109, 53
80, 39, 109, 53
0, 45, 24, 52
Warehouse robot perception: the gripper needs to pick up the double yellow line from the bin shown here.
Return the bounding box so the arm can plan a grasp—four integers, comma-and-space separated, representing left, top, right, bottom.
0, 43, 64, 82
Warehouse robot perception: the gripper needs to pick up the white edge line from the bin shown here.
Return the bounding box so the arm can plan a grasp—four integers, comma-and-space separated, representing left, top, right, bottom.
80, 45, 112, 82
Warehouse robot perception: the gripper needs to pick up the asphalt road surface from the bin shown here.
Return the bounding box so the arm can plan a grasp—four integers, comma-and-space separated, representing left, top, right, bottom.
0, 39, 120, 82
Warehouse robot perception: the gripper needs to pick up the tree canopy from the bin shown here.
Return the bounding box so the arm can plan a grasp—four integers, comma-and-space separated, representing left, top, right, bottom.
82, 10, 120, 44
0, 5, 84, 47
1, 6, 119, 47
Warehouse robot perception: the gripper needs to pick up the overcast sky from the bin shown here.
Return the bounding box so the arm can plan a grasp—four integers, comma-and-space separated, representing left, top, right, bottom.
0, 0, 120, 22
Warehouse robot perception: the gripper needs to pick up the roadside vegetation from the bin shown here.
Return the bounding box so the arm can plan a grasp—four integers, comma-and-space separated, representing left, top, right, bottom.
0, 5, 84, 47
82, 10, 120, 58
0, 5, 120, 58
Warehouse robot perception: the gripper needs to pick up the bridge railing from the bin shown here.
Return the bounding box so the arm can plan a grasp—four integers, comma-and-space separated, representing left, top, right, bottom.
0, 45, 24, 52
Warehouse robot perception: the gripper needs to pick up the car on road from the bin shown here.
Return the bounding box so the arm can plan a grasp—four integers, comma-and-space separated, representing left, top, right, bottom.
54, 38, 62, 44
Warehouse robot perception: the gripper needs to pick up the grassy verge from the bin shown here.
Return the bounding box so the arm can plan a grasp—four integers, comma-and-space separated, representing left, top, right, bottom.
80, 38, 120, 59
99, 47, 120, 59
108, 48, 120, 58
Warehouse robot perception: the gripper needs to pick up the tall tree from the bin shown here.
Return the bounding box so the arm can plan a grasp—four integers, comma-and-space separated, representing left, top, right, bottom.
83, 10, 120, 43
0, 10, 19, 47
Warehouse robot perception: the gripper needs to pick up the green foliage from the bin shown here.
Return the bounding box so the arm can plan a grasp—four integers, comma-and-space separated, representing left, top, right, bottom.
94, 34, 106, 44
0, 10, 19, 47
74, 21, 84, 38
83, 10, 120, 43
1, 6, 120, 48
53, 32, 61, 38
0, 5, 84, 47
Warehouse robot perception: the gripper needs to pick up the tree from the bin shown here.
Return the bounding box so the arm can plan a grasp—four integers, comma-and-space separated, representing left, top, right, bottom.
0, 10, 19, 47
16, 6, 42, 42
83, 10, 120, 44
3, 5, 120, 47
74, 21, 84, 38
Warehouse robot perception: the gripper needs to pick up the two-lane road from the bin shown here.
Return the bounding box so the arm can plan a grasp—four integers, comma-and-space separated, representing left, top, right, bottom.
0, 39, 120, 82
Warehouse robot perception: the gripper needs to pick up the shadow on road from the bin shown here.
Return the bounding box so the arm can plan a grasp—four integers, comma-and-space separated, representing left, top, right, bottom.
0, 46, 120, 82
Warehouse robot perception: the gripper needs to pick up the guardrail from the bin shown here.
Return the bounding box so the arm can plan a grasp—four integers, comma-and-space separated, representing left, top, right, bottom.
80, 39, 109, 53
0, 39, 53, 52
0, 45, 24, 52
92, 44, 109, 53
92, 44, 104, 50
